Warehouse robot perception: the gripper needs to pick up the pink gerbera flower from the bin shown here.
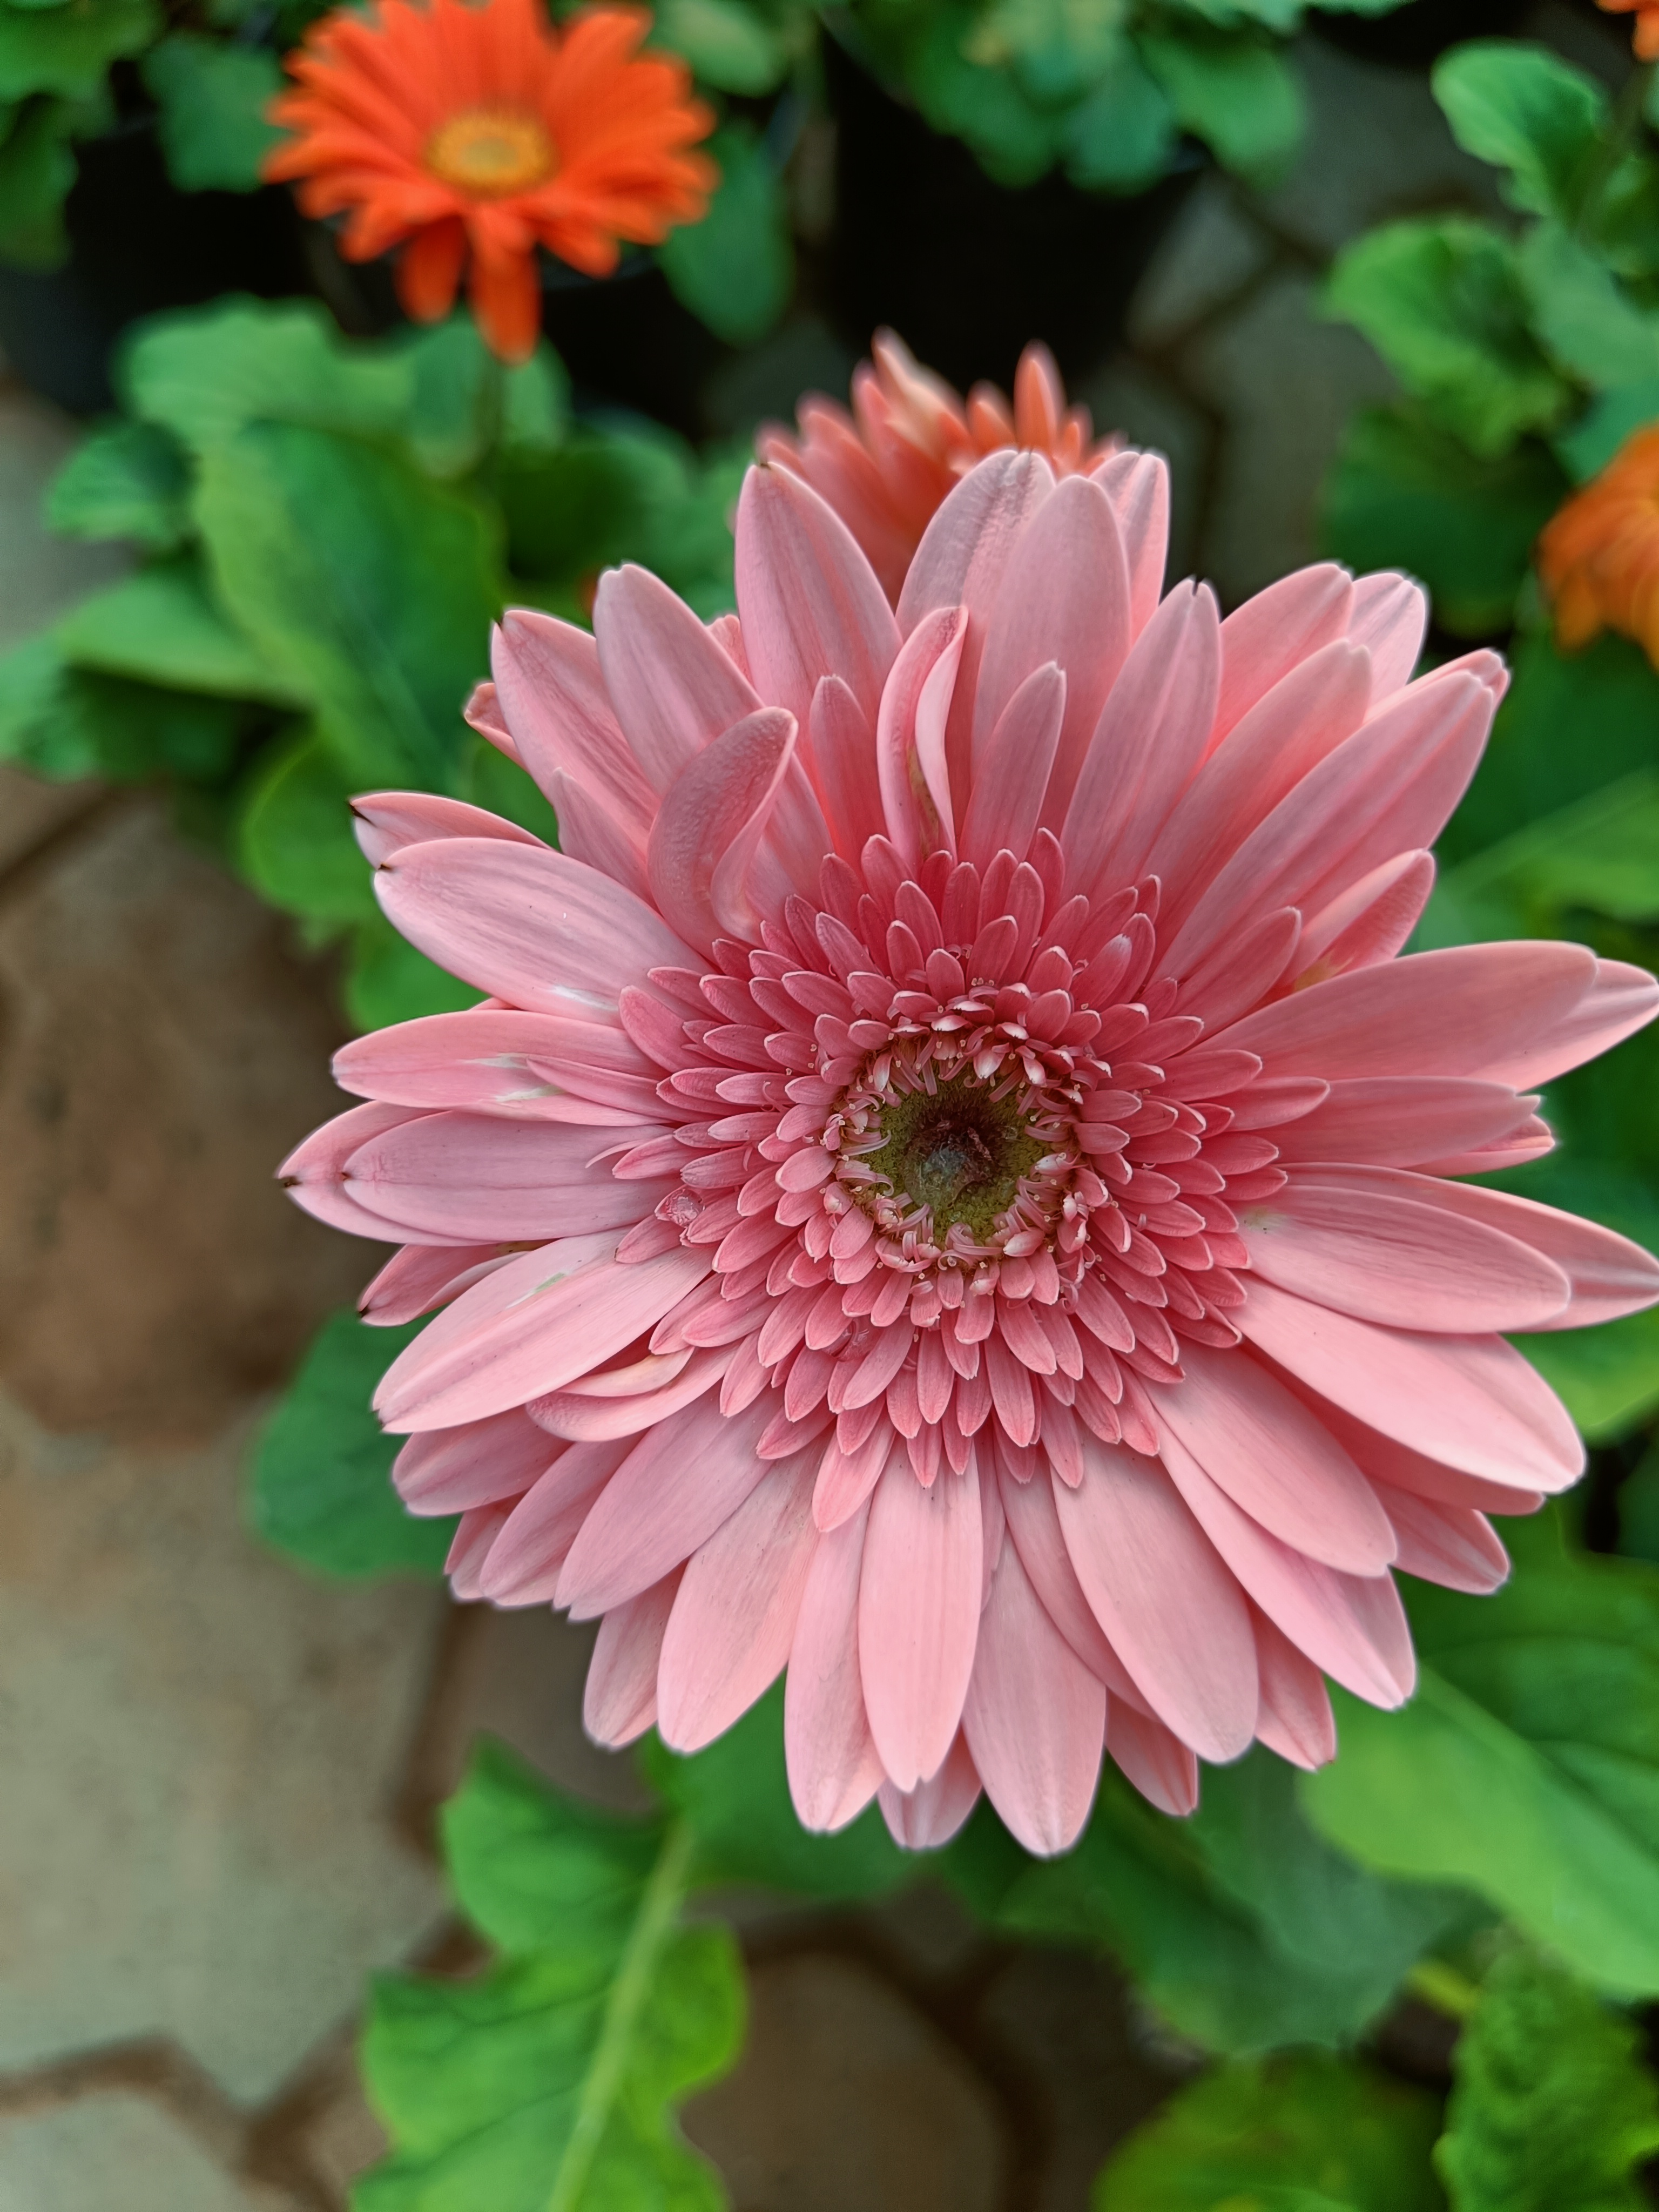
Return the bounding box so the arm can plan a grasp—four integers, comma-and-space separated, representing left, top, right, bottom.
282, 445, 1659, 1856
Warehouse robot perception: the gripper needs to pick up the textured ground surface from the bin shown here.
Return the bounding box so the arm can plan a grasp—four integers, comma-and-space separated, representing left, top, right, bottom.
0, 15, 1620, 2204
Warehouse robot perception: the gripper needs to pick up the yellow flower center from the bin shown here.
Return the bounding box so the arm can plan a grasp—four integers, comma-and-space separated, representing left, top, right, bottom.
426, 105, 555, 197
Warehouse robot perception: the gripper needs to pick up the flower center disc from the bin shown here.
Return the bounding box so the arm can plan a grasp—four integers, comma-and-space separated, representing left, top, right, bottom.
864, 1071, 1045, 1244
426, 105, 555, 195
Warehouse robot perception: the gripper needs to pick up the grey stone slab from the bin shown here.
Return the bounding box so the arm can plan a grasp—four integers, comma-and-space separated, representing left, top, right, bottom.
0, 768, 100, 882
0, 389, 127, 655
683, 1951, 1008, 2212
0, 798, 370, 1441
1179, 270, 1394, 608
1127, 178, 1275, 350
1259, 36, 1503, 261
0, 2094, 298, 2212
0, 1391, 446, 2103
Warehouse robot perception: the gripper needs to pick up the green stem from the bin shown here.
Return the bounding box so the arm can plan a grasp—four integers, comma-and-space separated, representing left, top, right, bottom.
1573, 60, 1655, 245
1406, 1958, 1483, 2021
545, 1819, 694, 2212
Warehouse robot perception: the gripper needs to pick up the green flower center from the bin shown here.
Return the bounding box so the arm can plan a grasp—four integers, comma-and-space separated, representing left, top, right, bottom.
864, 1070, 1047, 1243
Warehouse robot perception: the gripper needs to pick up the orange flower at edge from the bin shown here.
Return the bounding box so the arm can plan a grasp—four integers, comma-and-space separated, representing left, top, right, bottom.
1538, 423, 1659, 669
759, 330, 1121, 603
265, 0, 716, 362
1596, 0, 1659, 60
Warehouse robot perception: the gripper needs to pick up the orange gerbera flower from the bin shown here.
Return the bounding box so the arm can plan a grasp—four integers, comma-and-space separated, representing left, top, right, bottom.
265, 0, 716, 362
1537, 424, 1659, 669
1596, 0, 1659, 58
759, 330, 1120, 602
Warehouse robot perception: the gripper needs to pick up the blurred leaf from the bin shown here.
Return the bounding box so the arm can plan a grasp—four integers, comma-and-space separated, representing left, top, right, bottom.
998, 1750, 1471, 2052
1432, 768, 1659, 942
404, 319, 570, 478
1324, 217, 1569, 457
462, 731, 561, 845
194, 421, 501, 787
56, 556, 306, 703
659, 123, 793, 347
1301, 1527, 1659, 1996
0, 0, 157, 100
234, 724, 375, 928
1555, 378, 1659, 482
46, 417, 192, 549
1064, 43, 1177, 192
1139, 26, 1303, 185
1520, 225, 1659, 390
1095, 2048, 1444, 2212
1431, 41, 1606, 221
142, 33, 281, 192
1618, 1438, 1659, 1563
1435, 1945, 1659, 2211
0, 92, 73, 267
345, 908, 482, 1031
652, 0, 790, 92
968, 0, 1129, 107
359, 1744, 741, 2212
1319, 405, 1566, 637
0, 631, 244, 781
904, 0, 1067, 187
250, 1310, 454, 1577
501, 426, 739, 615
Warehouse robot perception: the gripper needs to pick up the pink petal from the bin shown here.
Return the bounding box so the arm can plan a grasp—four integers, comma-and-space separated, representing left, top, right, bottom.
491, 610, 656, 838
361, 1242, 508, 1325
1519, 958, 1659, 1086
1094, 449, 1170, 638
1235, 1277, 1583, 1491
392, 1406, 559, 1513
375, 1237, 709, 1432
1372, 1479, 1509, 1594
785, 1499, 886, 1831
556, 1388, 774, 1618
537, 765, 652, 898
584, 1571, 682, 1746
342, 1110, 664, 1242
970, 472, 1130, 827
1238, 1172, 1572, 1333
1347, 571, 1428, 702
997, 1456, 1149, 1704
476, 1435, 633, 1602
1105, 1702, 1199, 1815
1282, 1386, 1545, 1516
1251, 1604, 1337, 1770
875, 605, 965, 866
1159, 1430, 1413, 1708
1055, 1439, 1258, 1762
594, 563, 761, 792
463, 678, 517, 761
1380, 1172, 1659, 1330
1152, 1344, 1398, 1574
858, 1449, 984, 1792
1272, 1077, 1539, 1172
806, 675, 884, 861
334, 1008, 655, 1121
1211, 563, 1353, 751
279, 1102, 442, 1244
737, 464, 900, 731
648, 706, 803, 950
1296, 851, 1437, 982
961, 1532, 1105, 1854
375, 838, 698, 1022
657, 1448, 819, 1752
960, 661, 1065, 866
351, 791, 545, 866
878, 1731, 982, 1849
532, 1345, 727, 1440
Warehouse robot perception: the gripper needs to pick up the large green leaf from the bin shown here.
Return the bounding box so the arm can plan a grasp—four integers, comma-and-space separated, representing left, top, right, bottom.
0, 0, 157, 100
0, 91, 74, 267
235, 724, 377, 931
651, 0, 793, 93
1324, 218, 1569, 457
194, 421, 501, 787
1301, 1521, 1659, 1997
46, 418, 192, 550
55, 556, 306, 704
1431, 41, 1605, 222
995, 1750, 1470, 2053
1556, 379, 1659, 482
659, 122, 793, 347
249, 1309, 455, 1577
345, 911, 483, 1033
1435, 1946, 1659, 2212
967, 0, 1129, 108
358, 1744, 743, 2212
0, 630, 244, 782
903, 0, 1067, 187
142, 33, 282, 192
1318, 405, 1566, 637
1138, 25, 1302, 184
1064, 43, 1176, 193
1520, 225, 1659, 392
1095, 2049, 1444, 2212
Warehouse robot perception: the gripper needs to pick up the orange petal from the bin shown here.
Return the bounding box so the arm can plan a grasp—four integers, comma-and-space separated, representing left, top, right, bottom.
397, 218, 467, 322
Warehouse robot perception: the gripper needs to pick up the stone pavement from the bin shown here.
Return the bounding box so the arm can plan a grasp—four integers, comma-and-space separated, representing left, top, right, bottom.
0, 12, 1624, 2205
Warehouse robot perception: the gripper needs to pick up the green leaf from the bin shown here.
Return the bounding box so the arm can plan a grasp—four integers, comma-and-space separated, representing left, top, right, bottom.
651, 0, 790, 93
46, 418, 193, 550
1063, 43, 1176, 193
345, 909, 482, 1031
235, 724, 376, 929
659, 122, 793, 347
0, 631, 244, 781
905, 1, 1066, 188
55, 556, 307, 703
0, 92, 74, 267
141, 33, 282, 192
1620, 1437, 1659, 1563
1324, 217, 1569, 457
1431, 41, 1606, 220
194, 421, 501, 787
1433, 767, 1659, 942
1138, 26, 1303, 185
1435, 1946, 1659, 2212
1301, 1527, 1659, 1997
966, 0, 1129, 108
1519, 225, 1659, 392
1095, 2048, 1444, 2212
359, 1744, 742, 2212
1555, 379, 1659, 483
402, 319, 570, 479
998, 1750, 1470, 2052
462, 730, 561, 845
1319, 406, 1567, 637
249, 1309, 455, 1577
0, 0, 158, 101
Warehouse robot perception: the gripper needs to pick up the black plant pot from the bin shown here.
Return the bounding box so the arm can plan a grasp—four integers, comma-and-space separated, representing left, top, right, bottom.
1312, 0, 1529, 70
0, 112, 313, 415
826, 33, 1203, 393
